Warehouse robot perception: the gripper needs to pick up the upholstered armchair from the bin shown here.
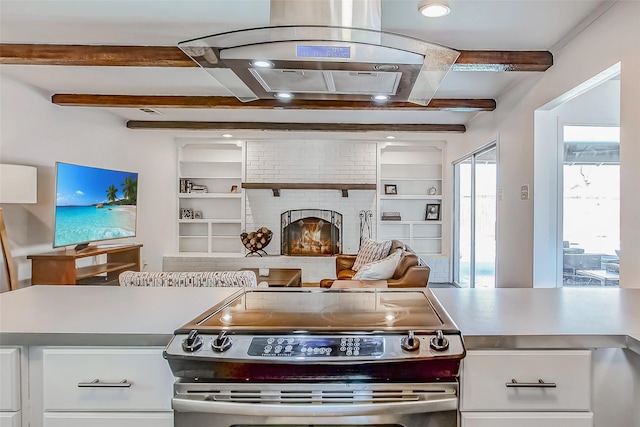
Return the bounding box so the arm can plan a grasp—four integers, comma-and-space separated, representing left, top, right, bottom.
320, 240, 431, 288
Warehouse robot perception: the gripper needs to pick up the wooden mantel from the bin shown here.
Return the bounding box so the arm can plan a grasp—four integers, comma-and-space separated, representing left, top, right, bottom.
242, 183, 376, 197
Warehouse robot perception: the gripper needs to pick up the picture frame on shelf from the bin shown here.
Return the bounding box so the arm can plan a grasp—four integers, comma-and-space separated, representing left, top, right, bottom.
384, 184, 397, 195
425, 204, 440, 221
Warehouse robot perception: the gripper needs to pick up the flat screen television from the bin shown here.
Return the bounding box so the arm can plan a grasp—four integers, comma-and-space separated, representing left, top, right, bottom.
53, 162, 138, 250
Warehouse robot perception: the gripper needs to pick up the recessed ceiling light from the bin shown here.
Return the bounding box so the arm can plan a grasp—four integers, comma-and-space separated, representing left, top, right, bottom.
386, 135, 396, 140
372, 95, 390, 102
252, 60, 274, 68
275, 92, 294, 100
222, 133, 233, 138
418, 0, 451, 17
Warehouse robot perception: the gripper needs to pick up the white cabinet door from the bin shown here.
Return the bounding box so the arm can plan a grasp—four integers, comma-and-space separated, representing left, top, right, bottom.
0, 348, 20, 411
461, 412, 593, 427
42, 347, 174, 411
43, 412, 173, 427
462, 350, 591, 411
0, 412, 21, 427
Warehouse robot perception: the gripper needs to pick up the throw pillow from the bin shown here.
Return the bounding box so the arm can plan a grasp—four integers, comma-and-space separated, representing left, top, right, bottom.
352, 237, 392, 271
352, 249, 402, 280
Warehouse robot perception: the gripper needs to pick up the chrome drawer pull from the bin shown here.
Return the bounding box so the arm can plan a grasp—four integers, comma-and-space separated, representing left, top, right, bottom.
78, 379, 132, 388
506, 379, 556, 388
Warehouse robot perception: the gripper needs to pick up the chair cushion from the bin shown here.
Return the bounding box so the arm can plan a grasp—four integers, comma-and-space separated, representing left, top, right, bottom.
352, 238, 392, 271
352, 249, 402, 281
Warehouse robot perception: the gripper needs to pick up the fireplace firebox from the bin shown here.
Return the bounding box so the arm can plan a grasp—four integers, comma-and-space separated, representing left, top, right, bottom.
281, 210, 342, 256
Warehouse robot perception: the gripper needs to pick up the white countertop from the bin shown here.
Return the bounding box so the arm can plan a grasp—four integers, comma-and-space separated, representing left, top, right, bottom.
0, 286, 240, 346
1, 286, 639, 351
431, 288, 640, 350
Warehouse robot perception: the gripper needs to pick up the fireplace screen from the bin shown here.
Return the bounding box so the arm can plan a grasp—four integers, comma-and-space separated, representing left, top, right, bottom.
281, 209, 342, 256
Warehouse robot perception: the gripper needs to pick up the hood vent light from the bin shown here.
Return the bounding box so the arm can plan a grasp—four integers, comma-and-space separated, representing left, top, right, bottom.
252, 60, 274, 68
275, 92, 294, 100
372, 95, 390, 102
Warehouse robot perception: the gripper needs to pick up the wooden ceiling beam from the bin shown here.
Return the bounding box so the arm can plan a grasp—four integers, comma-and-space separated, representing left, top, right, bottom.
1, 44, 552, 72
454, 50, 553, 72
0, 44, 191, 67
52, 94, 496, 112
126, 121, 466, 133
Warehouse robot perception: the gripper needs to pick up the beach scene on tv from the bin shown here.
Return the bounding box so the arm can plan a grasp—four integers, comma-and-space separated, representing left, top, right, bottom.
54, 163, 138, 248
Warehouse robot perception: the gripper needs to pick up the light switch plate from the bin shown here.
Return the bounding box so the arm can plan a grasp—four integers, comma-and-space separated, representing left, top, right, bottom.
521, 185, 529, 200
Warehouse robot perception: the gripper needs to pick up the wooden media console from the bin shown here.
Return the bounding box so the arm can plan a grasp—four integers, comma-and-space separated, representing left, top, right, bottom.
28, 244, 142, 285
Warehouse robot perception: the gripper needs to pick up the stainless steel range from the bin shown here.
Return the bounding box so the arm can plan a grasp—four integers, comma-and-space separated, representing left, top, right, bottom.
163, 288, 466, 427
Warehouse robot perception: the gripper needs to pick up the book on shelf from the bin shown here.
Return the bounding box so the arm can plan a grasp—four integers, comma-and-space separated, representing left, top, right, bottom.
381, 211, 402, 221
179, 179, 191, 193
190, 184, 208, 193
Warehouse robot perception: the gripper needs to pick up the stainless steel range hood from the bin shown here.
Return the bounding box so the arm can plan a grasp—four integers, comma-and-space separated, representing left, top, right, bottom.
178, 0, 459, 105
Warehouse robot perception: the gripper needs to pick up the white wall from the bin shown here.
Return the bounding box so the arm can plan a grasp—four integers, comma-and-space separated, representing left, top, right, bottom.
0, 76, 176, 292
447, 1, 640, 288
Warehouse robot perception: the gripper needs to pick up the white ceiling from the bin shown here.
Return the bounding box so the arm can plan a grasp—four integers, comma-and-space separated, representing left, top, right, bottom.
0, 0, 610, 140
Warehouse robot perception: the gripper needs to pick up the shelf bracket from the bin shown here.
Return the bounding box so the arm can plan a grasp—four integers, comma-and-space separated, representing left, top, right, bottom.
272, 188, 280, 197
341, 189, 349, 197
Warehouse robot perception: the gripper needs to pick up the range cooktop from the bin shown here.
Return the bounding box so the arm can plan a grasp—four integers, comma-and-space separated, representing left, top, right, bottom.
176, 288, 457, 333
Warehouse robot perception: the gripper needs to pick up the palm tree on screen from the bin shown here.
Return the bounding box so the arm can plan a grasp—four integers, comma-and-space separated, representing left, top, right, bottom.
121, 176, 137, 205
105, 185, 118, 203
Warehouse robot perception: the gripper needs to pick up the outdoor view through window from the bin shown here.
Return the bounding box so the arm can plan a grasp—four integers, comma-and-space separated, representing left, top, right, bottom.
562, 125, 620, 287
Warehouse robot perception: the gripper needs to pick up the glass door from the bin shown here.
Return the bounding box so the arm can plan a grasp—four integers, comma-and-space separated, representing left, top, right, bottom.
453, 145, 497, 288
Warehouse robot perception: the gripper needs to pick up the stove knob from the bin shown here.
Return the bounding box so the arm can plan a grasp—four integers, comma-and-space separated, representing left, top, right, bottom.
182, 330, 203, 352
429, 330, 449, 352
212, 330, 233, 352
401, 330, 421, 352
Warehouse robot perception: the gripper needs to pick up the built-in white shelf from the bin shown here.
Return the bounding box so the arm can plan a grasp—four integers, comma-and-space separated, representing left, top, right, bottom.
378, 143, 444, 256
177, 142, 245, 255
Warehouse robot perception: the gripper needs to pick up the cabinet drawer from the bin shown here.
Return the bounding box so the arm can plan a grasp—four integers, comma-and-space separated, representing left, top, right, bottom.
43, 348, 174, 411
0, 412, 21, 427
461, 350, 591, 411
0, 348, 20, 411
43, 411, 173, 427
461, 411, 593, 427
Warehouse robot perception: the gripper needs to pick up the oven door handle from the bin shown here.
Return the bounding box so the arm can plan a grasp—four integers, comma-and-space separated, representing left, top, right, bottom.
172, 396, 457, 416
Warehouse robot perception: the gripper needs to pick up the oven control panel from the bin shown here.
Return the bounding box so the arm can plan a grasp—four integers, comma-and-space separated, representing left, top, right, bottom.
247, 336, 383, 357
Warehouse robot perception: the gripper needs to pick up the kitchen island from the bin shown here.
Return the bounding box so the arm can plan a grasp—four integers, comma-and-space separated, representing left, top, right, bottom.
2, 286, 639, 347
1, 286, 639, 427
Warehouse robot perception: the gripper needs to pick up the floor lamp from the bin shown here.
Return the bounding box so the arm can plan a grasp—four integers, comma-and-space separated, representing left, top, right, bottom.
0, 164, 38, 291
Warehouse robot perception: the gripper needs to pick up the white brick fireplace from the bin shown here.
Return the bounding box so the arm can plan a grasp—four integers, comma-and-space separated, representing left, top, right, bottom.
244, 140, 377, 255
